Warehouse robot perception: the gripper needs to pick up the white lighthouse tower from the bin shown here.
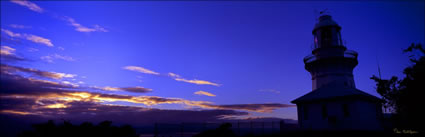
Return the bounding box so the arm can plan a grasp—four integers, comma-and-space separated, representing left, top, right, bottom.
291, 15, 383, 130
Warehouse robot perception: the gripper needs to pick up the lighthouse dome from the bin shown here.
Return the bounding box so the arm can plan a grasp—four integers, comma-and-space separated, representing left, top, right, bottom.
313, 15, 341, 34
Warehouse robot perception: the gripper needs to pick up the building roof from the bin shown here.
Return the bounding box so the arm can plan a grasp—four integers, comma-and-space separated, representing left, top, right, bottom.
291, 84, 381, 104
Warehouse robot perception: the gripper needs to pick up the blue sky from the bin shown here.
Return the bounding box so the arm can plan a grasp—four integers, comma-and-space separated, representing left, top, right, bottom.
1, 0, 424, 123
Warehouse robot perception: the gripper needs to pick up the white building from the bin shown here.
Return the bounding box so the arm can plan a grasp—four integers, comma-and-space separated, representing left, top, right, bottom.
291, 15, 383, 131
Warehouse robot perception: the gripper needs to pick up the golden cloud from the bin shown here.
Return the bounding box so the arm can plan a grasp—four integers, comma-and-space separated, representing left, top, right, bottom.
174, 78, 220, 86
168, 72, 220, 86
0, 110, 33, 115
194, 91, 216, 97
0, 46, 16, 55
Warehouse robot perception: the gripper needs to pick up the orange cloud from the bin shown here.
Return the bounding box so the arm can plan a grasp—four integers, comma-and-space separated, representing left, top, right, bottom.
1, 46, 16, 55
44, 103, 68, 109
0, 91, 210, 110
174, 78, 220, 86
168, 72, 220, 86
1, 66, 292, 115
194, 91, 216, 97
1, 90, 294, 115
0, 110, 33, 115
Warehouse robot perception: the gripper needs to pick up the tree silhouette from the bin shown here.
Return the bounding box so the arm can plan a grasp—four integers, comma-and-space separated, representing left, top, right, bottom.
193, 123, 237, 137
17, 120, 137, 137
371, 43, 425, 132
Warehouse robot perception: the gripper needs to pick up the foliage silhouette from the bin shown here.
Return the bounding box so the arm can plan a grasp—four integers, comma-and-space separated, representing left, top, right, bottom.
17, 120, 137, 137
371, 43, 425, 132
193, 123, 237, 137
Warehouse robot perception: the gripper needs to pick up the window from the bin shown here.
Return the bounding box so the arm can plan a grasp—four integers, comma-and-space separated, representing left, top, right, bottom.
322, 104, 328, 119
343, 104, 349, 117
321, 29, 331, 47
303, 105, 308, 120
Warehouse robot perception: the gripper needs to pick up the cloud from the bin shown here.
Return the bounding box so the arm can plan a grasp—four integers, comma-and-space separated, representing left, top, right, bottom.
0, 74, 75, 95
10, 0, 107, 33
27, 78, 68, 88
0, 46, 27, 62
25, 34, 54, 47
62, 16, 108, 33
1, 34, 22, 45
1, 67, 291, 113
0, 90, 203, 110
168, 72, 181, 78
194, 91, 216, 97
1, 45, 16, 55
174, 78, 220, 86
123, 66, 160, 75
57, 46, 65, 51
0, 69, 199, 107
61, 81, 80, 88
41, 54, 75, 63
92, 86, 120, 91
259, 89, 281, 94
1, 28, 53, 47
1, 65, 293, 119
1, 64, 76, 80
0, 110, 32, 115
10, 0, 43, 13
1, 28, 21, 37
125, 70, 219, 86
27, 47, 39, 52
9, 24, 31, 29
168, 72, 220, 86
201, 103, 296, 113
92, 86, 152, 93
119, 87, 152, 93
0, 66, 296, 136
40, 56, 53, 62
0, 99, 248, 126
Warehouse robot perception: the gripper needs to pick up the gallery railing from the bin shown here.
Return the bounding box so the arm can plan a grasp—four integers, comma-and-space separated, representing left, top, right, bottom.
303, 50, 358, 63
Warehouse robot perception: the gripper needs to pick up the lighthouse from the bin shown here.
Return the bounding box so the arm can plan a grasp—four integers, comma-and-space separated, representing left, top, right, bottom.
291, 15, 383, 130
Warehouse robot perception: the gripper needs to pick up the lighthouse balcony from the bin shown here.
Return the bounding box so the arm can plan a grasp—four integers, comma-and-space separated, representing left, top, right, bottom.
304, 50, 358, 64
